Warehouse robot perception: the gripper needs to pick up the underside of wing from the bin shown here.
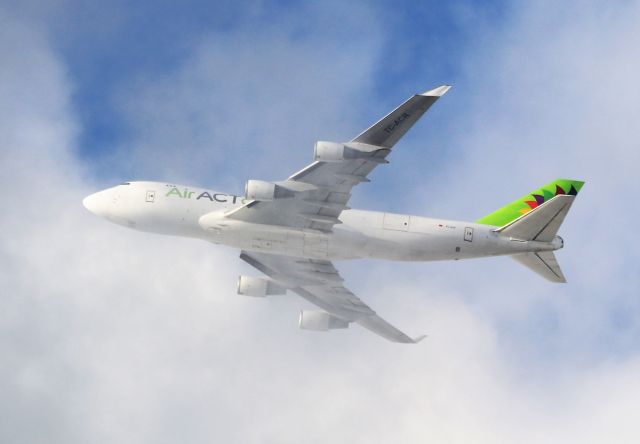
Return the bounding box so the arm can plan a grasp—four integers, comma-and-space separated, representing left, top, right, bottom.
224, 86, 450, 231
239, 251, 425, 343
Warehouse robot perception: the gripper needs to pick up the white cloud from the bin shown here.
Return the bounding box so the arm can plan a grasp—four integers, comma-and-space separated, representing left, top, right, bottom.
1, 2, 640, 443
411, 0, 640, 364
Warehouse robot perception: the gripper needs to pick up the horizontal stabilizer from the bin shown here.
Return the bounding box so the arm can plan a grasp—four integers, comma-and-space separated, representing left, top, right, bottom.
512, 251, 566, 283
498, 195, 575, 242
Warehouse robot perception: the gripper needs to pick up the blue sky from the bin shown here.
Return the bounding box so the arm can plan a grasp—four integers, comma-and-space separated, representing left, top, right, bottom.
2, 1, 640, 442
43, 1, 504, 170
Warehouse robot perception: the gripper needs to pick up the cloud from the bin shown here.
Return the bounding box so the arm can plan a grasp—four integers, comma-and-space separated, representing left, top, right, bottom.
1, 2, 640, 443
412, 0, 640, 364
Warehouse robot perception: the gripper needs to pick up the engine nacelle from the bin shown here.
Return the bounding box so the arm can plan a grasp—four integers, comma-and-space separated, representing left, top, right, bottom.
313, 141, 378, 162
245, 180, 293, 201
245, 180, 275, 201
314, 141, 347, 162
298, 310, 349, 331
237, 276, 286, 297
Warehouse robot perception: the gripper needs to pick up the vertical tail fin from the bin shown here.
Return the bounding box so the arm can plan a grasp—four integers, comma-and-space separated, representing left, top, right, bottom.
477, 179, 585, 283
476, 179, 585, 227
498, 194, 575, 242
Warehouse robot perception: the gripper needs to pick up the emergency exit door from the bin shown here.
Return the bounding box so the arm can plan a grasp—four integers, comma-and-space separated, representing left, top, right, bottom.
464, 227, 473, 242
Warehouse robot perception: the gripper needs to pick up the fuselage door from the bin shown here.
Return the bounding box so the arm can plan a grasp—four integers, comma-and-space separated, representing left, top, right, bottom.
464, 226, 473, 242
146, 190, 156, 203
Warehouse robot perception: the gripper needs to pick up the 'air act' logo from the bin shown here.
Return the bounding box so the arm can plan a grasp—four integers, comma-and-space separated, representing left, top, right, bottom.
165, 186, 245, 204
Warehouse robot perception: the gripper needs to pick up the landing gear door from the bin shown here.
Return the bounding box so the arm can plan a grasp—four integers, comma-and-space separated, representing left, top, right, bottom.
464, 227, 473, 242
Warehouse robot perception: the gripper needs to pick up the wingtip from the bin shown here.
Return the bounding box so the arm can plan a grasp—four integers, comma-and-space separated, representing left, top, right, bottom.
421, 85, 451, 97
412, 334, 427, 343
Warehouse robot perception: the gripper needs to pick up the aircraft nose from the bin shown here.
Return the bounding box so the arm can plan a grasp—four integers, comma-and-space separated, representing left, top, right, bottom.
82, 192, 106, 216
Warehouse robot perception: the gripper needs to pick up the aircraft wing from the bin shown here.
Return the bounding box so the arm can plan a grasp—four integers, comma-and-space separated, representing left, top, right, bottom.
240, 251, 425, 343
226, 85, 450, 231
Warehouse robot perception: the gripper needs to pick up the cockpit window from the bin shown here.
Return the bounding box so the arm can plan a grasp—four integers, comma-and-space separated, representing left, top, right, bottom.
120, 182, 131, 185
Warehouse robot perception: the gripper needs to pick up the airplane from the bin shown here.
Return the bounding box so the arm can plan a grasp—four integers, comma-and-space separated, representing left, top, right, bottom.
82, 85, 584, 343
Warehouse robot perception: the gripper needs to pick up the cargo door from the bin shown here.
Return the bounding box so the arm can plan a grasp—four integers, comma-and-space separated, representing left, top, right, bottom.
464, 227, 473, 242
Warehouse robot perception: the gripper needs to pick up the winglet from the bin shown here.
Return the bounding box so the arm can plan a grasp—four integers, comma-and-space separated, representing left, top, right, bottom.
421, 85, 451, 97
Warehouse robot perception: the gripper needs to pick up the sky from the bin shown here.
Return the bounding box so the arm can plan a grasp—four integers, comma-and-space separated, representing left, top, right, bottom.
1, 0, 640, 442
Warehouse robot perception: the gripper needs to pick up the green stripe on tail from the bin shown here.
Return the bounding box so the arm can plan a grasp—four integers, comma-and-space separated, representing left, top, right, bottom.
476, 179, 585, 227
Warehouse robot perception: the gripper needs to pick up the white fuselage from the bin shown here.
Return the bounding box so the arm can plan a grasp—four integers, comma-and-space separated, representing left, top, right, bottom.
83, 181, 561, 261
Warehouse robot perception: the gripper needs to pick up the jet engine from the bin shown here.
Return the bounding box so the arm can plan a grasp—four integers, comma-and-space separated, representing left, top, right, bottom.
298, 310, 349, 331
313, 141, 385, 162
237, 276, 286, 297
244, 180, 294, 201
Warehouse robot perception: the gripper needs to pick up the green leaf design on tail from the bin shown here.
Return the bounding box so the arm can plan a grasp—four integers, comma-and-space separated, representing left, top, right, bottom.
476, 179, 585, 227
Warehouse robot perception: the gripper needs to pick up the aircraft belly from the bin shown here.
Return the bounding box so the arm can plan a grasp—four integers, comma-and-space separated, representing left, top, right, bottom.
200, 220, 340, 259
199, 213, 535, 261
